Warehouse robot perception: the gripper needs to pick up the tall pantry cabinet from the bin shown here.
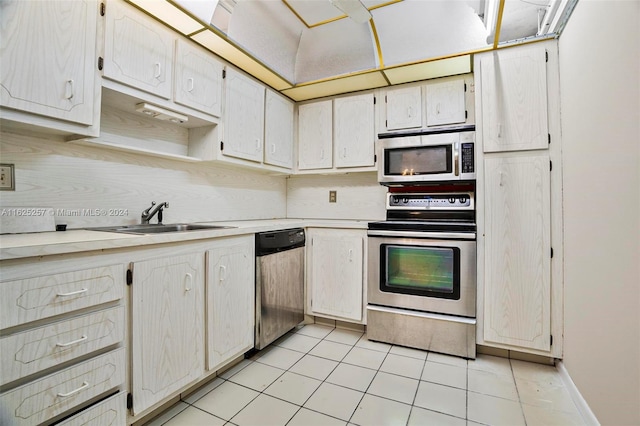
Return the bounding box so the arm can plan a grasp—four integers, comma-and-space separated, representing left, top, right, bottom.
475, 41, 563, 357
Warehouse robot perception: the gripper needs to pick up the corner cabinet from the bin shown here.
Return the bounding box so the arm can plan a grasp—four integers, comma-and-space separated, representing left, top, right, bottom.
264, 89, 295, 169
130, 252, 204, 415
306, 228, 366, 323
221, 68, 266, 163
475, 40, 563, 358
206, 236, 255, 373
0, 0, 100, 135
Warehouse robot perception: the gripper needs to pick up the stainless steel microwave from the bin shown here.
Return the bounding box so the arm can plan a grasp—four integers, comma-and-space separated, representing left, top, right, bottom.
377, 130, 475, 185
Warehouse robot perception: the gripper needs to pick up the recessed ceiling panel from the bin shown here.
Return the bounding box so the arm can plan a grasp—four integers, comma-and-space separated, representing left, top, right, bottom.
282, 71, 388, 101
285, 0, 345, 26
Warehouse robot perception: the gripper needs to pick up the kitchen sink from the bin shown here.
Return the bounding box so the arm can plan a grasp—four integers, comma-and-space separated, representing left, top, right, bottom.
89, 223, 235, 235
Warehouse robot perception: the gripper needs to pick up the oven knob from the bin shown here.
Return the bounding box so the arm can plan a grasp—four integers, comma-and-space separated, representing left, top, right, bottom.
402, 198, 409, 204
459, 196, 467, 203
448, 197, 456, 203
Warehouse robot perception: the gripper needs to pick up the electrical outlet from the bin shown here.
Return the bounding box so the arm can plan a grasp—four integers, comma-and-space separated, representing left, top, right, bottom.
329, 190, 337, 203
0, 164, 15, 190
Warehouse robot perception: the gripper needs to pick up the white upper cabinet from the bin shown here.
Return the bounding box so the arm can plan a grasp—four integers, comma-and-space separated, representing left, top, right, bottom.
334, 93, 375, 168
384, 86, 422, 130
0, 0, 98, 126
298, 100, 333, 170
480, 45, 549, 152
425, 78, 466, 127
222, 68, 265, 163
174, 39, 223, 117
264, 89, 294, 169
104, 0, 174, 99
483, 153, 551, 351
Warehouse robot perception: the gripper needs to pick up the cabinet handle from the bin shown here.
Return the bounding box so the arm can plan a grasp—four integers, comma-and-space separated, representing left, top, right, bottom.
343, 147, 347, 158
436, 103, 440, 115
255, 139, 261, 151
497, 123, 502, 138
57, 381, 89, 398
454, 142, 459, 177
184, 273, 192, 292
499, 171, 505, 187
154, 62, 162, 78
65, 80, 74, 100
320, 149, 324, 160
187, 77, 194, 92
407, 106, 413, 118
56, 335, 88, 348
348, 249, 353, 261
219, 265, 226, 282
56, 288, 88, 297
271, 144, 276, 154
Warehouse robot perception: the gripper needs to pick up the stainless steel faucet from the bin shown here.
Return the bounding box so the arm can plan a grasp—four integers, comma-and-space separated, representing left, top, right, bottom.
141, 201, 169, 224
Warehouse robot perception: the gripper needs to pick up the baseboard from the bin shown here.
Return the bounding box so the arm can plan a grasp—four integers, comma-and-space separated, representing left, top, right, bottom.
556, 361, 601, 426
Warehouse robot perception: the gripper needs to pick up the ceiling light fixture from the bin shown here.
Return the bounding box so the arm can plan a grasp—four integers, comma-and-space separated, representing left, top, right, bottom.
330, 0, 372, 24
135, 103, 189, 124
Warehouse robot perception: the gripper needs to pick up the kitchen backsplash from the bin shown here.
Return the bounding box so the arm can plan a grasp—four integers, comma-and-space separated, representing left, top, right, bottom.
0, 131, 287, 229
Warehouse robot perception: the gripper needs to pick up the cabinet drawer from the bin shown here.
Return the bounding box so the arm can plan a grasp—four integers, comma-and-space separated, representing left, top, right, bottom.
0, 264, 124, 329
0, 348, 125, 426
0, 306, 125, 385
58, 392, 126, 426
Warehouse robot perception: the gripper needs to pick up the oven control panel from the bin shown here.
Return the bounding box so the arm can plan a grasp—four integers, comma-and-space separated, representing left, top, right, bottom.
387, 192, 474, 210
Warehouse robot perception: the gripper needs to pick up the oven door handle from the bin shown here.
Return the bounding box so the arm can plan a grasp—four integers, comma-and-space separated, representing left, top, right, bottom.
367, 230, 476, 240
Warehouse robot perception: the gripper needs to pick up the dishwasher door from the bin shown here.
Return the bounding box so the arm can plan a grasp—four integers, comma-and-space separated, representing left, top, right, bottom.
255, 246, 305, 350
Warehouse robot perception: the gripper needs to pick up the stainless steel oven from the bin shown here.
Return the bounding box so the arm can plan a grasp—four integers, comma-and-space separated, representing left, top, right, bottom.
367, 188, 477, 358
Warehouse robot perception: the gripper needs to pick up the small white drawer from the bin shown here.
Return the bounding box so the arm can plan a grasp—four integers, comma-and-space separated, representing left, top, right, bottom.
0, 348, 125, 426
0, 306, 125, 385
1, 264, 124, 329
57, 392, 126, 426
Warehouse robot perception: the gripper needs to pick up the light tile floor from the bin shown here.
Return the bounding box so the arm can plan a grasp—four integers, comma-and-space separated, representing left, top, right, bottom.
145, 324, 585, 426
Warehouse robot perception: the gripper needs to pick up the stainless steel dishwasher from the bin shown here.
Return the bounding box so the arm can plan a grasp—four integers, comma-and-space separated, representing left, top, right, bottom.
255, 228, 305, 350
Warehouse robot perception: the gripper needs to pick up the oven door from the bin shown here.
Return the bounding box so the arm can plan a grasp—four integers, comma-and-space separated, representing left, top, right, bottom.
368, 232, 476, 318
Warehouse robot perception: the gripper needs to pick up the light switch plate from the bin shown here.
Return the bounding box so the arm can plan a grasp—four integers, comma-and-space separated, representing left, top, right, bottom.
0, 164, 15, 190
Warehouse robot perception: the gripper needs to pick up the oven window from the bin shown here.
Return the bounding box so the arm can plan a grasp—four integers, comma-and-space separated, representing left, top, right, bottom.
385, 145, 452, 176
381, 244, 460, 300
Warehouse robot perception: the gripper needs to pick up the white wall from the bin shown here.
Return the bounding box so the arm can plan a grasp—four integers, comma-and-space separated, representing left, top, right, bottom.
0, 131, 287, 229
559, 1, 640, 425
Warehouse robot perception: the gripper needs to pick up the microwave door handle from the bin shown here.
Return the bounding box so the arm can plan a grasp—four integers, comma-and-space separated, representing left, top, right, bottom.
454, 142, 460, 176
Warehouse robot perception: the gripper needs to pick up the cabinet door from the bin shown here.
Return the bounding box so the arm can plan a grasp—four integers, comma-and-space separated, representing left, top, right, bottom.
222, 68, 265, 162
174, 39, 223, 117
385, 86, 422, 130
131, 253, 204, 414
206, 236, 255, 372
264, 89, 294, 169
309, 229, 363, 321
298, 100, 333, 170
426, 78, 466, 127
334, 93, 375, 168
480, 45, 548, 152
483, 153, 551, 351
0, 0, 97, 125
104, 0, 174, 99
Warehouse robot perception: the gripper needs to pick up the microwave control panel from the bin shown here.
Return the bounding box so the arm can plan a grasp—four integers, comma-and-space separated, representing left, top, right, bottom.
461, 143, 475, 174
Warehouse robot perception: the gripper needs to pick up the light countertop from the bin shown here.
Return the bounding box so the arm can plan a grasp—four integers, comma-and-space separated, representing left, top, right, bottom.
0, 219, 370, 260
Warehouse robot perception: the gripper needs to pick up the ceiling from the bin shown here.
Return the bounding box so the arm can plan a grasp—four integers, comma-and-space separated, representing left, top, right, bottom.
128, 0, 577, 101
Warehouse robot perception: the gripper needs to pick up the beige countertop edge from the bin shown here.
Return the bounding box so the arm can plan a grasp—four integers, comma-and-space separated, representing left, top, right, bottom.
0, 219, 371, 260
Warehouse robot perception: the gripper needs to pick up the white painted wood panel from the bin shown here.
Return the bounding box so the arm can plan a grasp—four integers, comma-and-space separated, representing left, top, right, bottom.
104, 0, 174, 99
174, 39, 223, 117
483, 153, 551, 351
298, 100, 333, 170
57, 392, 126, 426
385, 86, 422, 130
0, 348, 125, 426
481, 45, 549, 152
264, 89, 294, 169
0, 264, 124, 329
308, 229, 364, 321
0, 0, 97, 125
334, 93, 375, 168
0, 306, 124, 384
222, 68, 265, 162
206, 236, 255, 372
425, 77, 466, 126
131, 252, 204, 414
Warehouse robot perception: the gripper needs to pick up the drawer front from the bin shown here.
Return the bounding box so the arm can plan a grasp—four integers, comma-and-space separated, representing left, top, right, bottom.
0, 306, 125, 385
0, 348, 125, 426
1, 264, 124, 329
58, 392, 126, 426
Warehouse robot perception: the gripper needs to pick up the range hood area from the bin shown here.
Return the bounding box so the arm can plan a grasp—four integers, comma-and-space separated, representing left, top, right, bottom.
128, 0, 578, 101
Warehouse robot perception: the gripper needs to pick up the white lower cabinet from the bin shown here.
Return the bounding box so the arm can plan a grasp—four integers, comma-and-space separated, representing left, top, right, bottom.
130, 252, 205, 415
306, 228, 365, 322
58, 392, 126, 426
206, 236, 255, 372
